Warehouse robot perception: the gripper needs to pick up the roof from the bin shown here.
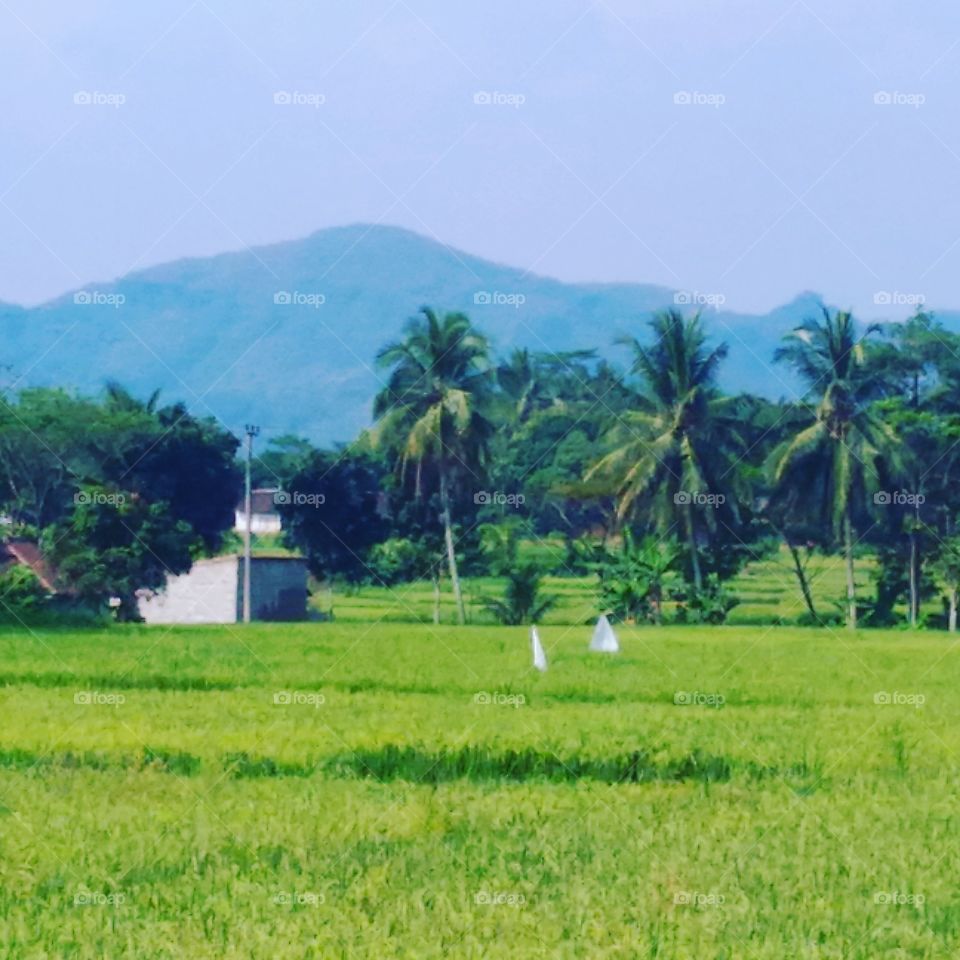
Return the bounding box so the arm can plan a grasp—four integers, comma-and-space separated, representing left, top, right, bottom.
0, 540, 59, 592
236, 488, 281, 515
193, 553, 307, 566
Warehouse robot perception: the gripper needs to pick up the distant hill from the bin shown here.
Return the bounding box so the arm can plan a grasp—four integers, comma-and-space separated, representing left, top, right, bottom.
0, 224, 895, 443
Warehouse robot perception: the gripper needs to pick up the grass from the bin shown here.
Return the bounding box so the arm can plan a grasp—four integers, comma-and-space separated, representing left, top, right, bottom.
0, 621, 958, 956
322, 545, 878, 627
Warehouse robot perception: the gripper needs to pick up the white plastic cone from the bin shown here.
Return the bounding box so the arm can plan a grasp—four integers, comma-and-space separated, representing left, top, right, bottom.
531, 626, 548, 672
589, 614, 619, 653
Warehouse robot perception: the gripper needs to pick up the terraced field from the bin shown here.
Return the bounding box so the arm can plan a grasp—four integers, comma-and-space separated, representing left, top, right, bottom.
0, 622, 957, 957
326, 547, 875, 627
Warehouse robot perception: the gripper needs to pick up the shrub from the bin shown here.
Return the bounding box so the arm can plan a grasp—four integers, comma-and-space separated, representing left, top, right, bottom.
482, 564, 557, 625
596, 533, 677, 624
0, 566, 50, 621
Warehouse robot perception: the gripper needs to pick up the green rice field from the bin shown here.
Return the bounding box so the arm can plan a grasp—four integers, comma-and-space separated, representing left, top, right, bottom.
325, 546, 873, 626
0, 621, 956, 957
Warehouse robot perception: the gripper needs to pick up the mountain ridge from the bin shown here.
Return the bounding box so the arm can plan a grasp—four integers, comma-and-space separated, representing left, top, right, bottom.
0, 224, 931, 443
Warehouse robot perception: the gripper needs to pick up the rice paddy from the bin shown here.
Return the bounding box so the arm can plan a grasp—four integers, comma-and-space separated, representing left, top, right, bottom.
0, 621, 957, 957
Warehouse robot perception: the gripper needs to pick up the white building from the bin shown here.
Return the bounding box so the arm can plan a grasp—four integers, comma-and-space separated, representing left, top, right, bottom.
234, 488, 283, 534
137, 555, 307, 624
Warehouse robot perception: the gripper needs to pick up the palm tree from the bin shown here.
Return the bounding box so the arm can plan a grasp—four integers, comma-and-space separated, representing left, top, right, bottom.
373, 308, 493, 624
587, 310, 744, 589
770, 308, 896, 629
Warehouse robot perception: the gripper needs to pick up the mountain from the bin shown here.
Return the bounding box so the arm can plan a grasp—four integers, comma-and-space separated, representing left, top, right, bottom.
2, 224, 833, 443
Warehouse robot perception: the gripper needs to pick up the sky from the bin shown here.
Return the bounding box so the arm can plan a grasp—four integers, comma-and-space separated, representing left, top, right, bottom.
2, 0, 960, 317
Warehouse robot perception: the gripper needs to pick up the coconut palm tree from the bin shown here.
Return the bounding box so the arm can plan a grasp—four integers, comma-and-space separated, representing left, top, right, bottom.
586, 310, 745, 589
373, 308, 493, 624
770, 308, 896, 629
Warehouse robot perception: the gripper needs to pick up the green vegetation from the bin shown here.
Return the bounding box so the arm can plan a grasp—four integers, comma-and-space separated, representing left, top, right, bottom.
0, 621, 956, 957
4, 303, 960, 634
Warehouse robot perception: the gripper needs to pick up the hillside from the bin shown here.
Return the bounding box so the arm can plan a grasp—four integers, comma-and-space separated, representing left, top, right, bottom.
1, 225, 856, 442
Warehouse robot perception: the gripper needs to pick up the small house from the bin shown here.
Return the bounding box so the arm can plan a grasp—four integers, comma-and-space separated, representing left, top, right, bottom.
234, 488, 283, 534
137, 554, 308, 624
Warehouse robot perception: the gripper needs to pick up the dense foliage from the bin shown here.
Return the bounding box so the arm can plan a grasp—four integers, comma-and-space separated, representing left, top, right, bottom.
6, 302, 960, 629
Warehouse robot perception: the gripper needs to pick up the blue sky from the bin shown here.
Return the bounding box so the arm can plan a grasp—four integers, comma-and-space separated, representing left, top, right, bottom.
2, 0, 960, 316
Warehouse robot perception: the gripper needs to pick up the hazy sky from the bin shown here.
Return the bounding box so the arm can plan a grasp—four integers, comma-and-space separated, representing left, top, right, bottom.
2, 1, 959, 316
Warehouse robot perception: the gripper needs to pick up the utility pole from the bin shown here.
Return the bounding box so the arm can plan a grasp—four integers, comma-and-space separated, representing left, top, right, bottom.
243, 424, 260, 624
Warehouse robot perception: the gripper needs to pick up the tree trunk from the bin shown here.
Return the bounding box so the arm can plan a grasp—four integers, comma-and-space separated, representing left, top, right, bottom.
950, 587, 957, 634
787, 541, 818, 621
909, 526, 919, 627
439, 469, 466, 625
685, 502, 702, 591
844, 509, 857, 630
432, 568, 441, 625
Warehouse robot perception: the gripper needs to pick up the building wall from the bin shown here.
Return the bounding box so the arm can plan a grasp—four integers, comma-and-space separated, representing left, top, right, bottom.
233, 510, 282, 534
240, 558, 308, 621
138, 556, 308, 624
137, 557, 240, 624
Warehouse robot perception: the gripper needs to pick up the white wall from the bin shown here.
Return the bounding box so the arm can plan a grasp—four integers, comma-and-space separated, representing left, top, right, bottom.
138, 557, 239, 624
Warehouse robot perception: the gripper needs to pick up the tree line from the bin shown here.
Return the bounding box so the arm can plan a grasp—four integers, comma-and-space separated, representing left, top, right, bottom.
3, 304, 960, 629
